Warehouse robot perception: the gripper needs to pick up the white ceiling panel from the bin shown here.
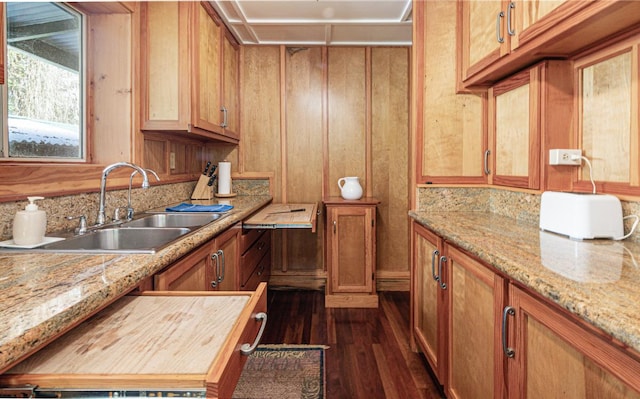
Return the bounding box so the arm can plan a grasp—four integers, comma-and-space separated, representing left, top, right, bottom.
209, 0, 412, 46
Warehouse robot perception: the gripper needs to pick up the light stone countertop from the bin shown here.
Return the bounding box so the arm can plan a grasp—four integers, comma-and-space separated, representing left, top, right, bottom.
409, 211, 640, 356
0, 195, 271, 373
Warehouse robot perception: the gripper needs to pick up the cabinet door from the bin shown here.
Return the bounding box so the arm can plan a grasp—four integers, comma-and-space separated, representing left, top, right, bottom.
212, 223, 240, 291
508, 285, 640, 398
511, 0, 566, 50
447, 245, 507, 399
489, 67, 540, 189
154, 242, 214, 291
461, 0, 508, 81
327, 205, 375, 294
192, 2, 222, 134
221, 31, 239, 138
412, 222, 447, 384
140, 1, 189, 130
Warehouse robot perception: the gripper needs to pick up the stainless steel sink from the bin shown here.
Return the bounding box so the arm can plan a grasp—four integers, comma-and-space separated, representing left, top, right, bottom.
40, 227, 191, 254
121, 213, 226, 228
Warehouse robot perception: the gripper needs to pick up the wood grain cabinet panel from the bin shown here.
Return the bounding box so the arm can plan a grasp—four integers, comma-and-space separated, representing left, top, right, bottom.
414, 0, 486, 185
155, 223, 241, 292
508, 285, 640, 398
446, 245, 507, 399
459, 0, 640, 88
140, 1, 238, 143
573, 35, 640, 195
488, 61, 574, 191
411, 223, 640, 398
324, 198, 379, 308
411, 222, 448, 385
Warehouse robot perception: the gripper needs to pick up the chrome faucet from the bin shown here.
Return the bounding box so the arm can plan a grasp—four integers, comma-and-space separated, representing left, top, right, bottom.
127, 168, 160, 220
97, 162, 150, 226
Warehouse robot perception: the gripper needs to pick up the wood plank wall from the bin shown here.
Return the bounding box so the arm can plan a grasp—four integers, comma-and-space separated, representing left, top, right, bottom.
239, 46, 410, 290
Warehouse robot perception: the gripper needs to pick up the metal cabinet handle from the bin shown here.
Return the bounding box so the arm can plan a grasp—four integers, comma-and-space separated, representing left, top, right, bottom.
507, 2, 516, 36
431, 249, 440, 281
496, 11, 505, 43
240, 312, 268, 356
217, 249, 225, 283
484, 149, 491, 175
220, 106, 228, 128
257, 241, 266, 251
333, 220, 337, 234
502, 306, 516, 358
438, 255, 447, 290
210, 252, 219, 288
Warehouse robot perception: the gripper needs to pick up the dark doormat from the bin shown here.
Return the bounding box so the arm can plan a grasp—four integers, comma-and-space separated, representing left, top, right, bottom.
233, 344, 327, 399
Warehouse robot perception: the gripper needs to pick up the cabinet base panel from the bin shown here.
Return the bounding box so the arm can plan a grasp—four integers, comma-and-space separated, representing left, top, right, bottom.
325, 294, 379, 308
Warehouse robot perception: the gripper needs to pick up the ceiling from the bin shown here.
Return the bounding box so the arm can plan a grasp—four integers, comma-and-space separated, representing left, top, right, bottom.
209, 0, 413, 46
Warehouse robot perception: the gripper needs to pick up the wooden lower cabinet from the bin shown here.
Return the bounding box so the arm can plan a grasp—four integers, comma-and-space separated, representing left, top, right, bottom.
411, 221, 640, 398
324, 197, 379, 308
446, 244, 507, 399
411, 222, 447, 384
155, 240, 214, 291
155, 223, 241, 291
508, 285, 640, 398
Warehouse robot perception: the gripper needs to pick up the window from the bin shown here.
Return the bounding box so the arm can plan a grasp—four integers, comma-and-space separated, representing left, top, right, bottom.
2, 2, 84, 160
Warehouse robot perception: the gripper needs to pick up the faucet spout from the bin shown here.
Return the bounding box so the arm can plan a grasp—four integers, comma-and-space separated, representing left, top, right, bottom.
127, 168, 160, 220
97, 162, 150, 225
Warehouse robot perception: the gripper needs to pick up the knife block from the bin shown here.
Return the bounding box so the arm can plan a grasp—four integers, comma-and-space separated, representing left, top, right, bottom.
191, 174, 214, 200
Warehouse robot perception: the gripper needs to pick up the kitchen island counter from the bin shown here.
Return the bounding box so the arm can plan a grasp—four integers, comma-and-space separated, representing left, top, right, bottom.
0, 195, 271, 373
410, 210, 640, 356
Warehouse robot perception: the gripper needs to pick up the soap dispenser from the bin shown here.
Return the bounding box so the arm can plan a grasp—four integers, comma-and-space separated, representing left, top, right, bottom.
13, 196, 47, 246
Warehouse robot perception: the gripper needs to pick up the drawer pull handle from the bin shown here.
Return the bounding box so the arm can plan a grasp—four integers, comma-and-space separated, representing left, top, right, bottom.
241, 312, 268, 356
257, 241, 266, 251
502, 306, 516, 358
437, 255, 447, 290
496, 11, 505, 43
431, 249, 440, 281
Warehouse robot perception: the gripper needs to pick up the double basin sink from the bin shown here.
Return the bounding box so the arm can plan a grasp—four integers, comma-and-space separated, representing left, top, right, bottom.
40, 213, 228, 254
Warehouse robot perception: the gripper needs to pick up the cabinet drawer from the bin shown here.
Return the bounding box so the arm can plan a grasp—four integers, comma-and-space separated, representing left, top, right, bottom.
240, 228, 267, 253
241, 231, 270, 275
1, 284, 268, 398
242, 249, 271, 291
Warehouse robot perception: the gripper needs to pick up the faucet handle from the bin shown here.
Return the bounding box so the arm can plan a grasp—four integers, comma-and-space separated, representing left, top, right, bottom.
113, 207, 127, 222
66, 215, 87, 235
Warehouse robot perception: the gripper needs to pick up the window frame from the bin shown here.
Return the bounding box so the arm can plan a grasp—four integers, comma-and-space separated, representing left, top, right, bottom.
1, 2, 86, 162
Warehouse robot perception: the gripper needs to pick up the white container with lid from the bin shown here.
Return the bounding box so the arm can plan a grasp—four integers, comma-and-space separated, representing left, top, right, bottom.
13, 196, 47, 246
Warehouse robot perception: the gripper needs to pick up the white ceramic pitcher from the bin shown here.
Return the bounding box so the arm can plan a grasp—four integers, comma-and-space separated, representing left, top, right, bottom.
338, 176, 363, 200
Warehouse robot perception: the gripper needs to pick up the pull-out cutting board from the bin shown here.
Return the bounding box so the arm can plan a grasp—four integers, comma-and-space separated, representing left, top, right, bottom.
243, 203, 318, 232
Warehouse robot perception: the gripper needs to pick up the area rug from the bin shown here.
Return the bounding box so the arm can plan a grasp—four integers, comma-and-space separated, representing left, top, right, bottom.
233, 344, 327, 399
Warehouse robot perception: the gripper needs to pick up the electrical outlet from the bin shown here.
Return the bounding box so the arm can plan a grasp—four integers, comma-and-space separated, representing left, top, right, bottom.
549, 149, 582, 165
169, 152, 176, 169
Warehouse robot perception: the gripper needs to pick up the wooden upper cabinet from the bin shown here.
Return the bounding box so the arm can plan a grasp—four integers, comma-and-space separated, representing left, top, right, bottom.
416, 0, 486, 185
459, 0, 640, 88
488, 61, 573, 191
572, 34, 639, 196
221, 31, 240, 139
140, 1, 239, 144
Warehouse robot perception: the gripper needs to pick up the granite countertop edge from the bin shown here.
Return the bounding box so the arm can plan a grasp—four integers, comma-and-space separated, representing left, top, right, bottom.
409, 210, 640, 356
0, 195, 272, 373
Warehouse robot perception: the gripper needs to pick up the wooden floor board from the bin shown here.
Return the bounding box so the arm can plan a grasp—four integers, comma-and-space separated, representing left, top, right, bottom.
262, 289, 445, 398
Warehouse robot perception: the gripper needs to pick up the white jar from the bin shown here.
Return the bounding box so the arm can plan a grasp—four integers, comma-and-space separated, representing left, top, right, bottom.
13, 196, 47, 246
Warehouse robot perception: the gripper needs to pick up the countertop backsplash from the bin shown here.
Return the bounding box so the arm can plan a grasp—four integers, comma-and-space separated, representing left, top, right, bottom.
0, 178, 271, 241
416, 186, 640, 242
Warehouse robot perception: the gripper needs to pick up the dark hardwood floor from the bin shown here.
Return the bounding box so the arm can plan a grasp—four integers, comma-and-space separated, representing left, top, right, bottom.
261, 289, 445, 399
